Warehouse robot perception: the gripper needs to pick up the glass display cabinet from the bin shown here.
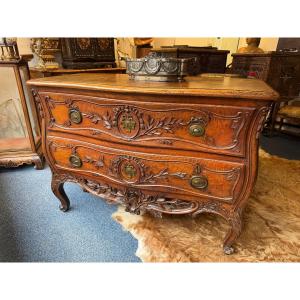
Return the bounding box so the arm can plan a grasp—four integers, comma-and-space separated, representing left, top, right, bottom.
0, 39, 44, 169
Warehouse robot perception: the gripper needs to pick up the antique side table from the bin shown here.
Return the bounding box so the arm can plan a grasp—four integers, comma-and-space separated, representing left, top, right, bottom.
27, 74, 278, 254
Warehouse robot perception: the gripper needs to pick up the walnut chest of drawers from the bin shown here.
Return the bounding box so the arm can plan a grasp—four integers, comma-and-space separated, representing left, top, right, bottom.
27, 74, 278, 254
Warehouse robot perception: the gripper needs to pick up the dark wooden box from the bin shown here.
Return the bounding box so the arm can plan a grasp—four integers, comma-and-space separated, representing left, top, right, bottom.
152, 45, 230, 75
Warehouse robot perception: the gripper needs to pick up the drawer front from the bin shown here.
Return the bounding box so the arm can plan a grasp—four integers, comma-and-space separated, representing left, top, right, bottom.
46, 136, 245, 203
40, 92, 254, 157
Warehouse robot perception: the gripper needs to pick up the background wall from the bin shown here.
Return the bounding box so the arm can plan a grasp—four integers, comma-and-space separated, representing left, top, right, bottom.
16, 38, 38, 67
17, 38, 32, 54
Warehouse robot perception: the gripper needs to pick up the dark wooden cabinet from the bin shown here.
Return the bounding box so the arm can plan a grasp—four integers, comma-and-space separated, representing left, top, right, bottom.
231, 52, 300, 135
277, 38, 300, 52
152, 46, 230, 75
27, 73, 278, 254
60, 38, 116, 69
231, 52, 300, 98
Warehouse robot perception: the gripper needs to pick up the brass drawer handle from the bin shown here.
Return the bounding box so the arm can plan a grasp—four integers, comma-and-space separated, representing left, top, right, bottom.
69, 154, 82, 168
189, 123, 205, 137
69, 108, 82, 124
190, 175, 208, 189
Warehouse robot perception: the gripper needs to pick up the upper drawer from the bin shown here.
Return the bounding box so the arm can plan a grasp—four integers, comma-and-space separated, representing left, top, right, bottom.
39, 92, 254, 157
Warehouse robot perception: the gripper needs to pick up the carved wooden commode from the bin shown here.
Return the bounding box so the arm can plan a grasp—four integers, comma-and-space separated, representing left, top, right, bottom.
27, 74, 278, 254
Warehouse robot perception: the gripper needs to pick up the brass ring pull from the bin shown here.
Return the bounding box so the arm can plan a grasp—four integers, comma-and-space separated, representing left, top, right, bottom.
69, 154, 82, 168
189, 123, 205, 137
69, 108, 82, 124
190, 175, 208, 189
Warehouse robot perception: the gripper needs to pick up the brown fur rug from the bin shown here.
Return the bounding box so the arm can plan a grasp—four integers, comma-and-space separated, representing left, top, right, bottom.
112, 149, 300, 262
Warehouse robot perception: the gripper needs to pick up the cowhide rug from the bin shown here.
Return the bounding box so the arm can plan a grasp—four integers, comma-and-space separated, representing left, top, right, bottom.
112, 149, 300, 262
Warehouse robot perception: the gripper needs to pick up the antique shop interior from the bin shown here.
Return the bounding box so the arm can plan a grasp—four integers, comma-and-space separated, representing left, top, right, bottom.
0, 37, 299, 263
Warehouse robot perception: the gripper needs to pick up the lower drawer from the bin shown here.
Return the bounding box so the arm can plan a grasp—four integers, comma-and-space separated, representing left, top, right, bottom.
46, 136, 245, 203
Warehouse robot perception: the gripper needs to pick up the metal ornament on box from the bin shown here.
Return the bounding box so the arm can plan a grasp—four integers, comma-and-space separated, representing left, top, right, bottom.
126, 52, 191, 82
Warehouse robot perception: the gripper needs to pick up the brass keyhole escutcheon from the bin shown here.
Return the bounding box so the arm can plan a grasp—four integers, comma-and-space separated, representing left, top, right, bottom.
123, 163, 137, 179
69, 108, 82, 124
190, 175, 208, 189
69, 154, 82, 168
189, 123, 205, 137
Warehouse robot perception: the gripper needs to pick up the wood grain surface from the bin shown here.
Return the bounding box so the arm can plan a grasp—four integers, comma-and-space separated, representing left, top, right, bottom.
28, 73, 279, 100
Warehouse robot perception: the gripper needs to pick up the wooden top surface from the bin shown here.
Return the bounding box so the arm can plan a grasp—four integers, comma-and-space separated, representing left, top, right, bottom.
27, 73, 279, 101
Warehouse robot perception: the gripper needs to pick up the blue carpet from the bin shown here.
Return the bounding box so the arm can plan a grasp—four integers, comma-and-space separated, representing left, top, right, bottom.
260, 132, 300, 160
0, 165, 140, 262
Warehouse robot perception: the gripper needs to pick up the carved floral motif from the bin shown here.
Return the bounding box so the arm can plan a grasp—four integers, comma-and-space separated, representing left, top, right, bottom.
97, 38, 110, 50
82, 156, 104, 169
0, 155, 43, 169
31, 89, 44, 119
65, 175, 199, 216
46, 98, 214, 141
256, 106, 271, 139
109, 155, 189, 184
76, 38, 91, 50
49, 141, 105, 169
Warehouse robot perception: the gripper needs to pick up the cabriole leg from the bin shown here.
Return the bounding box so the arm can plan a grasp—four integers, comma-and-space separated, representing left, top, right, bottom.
51, 173, 70, 212
223, 208, 243, 255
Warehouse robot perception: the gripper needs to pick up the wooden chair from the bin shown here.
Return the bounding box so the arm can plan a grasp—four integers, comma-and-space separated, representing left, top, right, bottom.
276, 100, 300, 136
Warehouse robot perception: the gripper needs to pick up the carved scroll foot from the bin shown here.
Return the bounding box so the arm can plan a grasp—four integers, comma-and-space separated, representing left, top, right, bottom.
59, 204, 69, 212
51, 173, 70, 212
33, 155, 44, 170
223, 208, 243, 255
223, 245, 235, 255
